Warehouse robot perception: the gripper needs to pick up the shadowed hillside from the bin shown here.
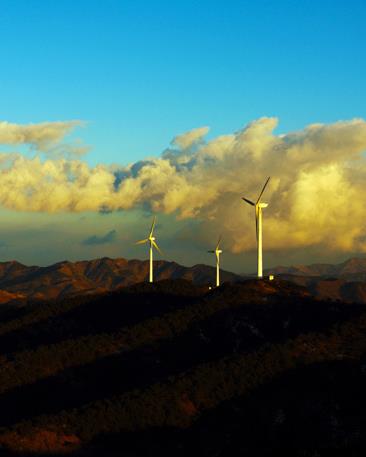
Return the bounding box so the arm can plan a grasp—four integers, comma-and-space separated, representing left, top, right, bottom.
0, 279, 365, 454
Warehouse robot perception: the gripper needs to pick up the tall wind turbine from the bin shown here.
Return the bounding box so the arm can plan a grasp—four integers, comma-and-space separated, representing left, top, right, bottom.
135, 216, 162, 283
208, 236, 223, 287
242, 177, 270, 279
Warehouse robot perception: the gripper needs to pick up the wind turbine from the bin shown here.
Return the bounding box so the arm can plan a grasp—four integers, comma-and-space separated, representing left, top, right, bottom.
242, 177, 270, 279
135, 216, 162, 283
208, 236, 223, 287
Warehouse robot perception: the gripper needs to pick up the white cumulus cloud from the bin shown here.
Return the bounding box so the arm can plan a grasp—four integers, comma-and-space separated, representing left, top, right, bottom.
1, 117, 366, 255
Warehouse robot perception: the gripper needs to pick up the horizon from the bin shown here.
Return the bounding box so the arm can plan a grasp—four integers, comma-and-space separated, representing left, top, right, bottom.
1, 1, 366, 273
1, 253, 366, 275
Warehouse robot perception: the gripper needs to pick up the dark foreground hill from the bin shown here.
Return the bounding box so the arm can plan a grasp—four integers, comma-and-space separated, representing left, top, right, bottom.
0, 258, 243, 305
0, 279, 366, 454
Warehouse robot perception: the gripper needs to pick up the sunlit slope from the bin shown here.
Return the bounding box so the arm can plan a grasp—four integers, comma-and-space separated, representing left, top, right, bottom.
0, 258, 243, 303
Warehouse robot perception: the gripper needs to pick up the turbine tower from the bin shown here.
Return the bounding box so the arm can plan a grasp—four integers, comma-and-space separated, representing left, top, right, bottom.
242, 177, 271, 279
208, 236, 223, 287
135, 216, 162, 283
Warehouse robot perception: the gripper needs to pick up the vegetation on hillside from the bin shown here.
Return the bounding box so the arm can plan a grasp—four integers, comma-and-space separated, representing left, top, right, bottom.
0, 279, 365, 455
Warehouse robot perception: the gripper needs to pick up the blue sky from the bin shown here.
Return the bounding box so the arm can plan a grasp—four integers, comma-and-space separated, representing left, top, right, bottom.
1, 0, 365, 165
0, 0, 366, 271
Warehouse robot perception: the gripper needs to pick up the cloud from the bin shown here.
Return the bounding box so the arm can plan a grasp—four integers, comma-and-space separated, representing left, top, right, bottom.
82, 230, 117, 246
171, 126, 209, 150
1, 118, 366, 255
0, 120, 83, 152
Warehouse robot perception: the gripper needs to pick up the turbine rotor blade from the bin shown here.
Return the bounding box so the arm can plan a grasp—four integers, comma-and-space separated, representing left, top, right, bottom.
255, 207, 259, 242
208, 250, 215, 253
242, 197, 255, 206
256, 177, 271, 204
152, 240, 162, 254
216, 235, 222, 250
149, 216, 156, 237
135, 238, 149, 245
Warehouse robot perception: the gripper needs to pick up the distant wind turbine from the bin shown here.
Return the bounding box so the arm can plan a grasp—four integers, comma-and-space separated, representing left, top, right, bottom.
208, 235, 223, 287
135, 216, 162, 283
242, 177, 271, 279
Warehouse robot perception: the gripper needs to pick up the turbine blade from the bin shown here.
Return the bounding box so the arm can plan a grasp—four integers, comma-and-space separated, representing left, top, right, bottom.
135, 238, 149, 245
149, 216, 156, 237
152, 240, 162, 254
208, 250, 215, 253
216, 235, 222, 250
256, 177, 270, 204
255, 207, 259, 242
242, 197, 255, 206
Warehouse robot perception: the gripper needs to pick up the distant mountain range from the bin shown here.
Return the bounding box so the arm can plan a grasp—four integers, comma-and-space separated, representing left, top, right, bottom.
264, 257, 366, 303
0, 258, 243, 304
2, 256, 366, 306
266, 257, 366, 281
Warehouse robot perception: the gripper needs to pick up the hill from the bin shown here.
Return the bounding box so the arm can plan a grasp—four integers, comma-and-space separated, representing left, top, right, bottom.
0, 279, 365, 454
0, 258, 243, 304
3, 256, 366, 307
267, 257, 366, 281
263, 257, 366, 303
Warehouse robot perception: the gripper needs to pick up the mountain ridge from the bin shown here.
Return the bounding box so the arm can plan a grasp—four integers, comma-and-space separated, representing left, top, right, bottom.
0, 257, 243, 304
266, 256, 366, 279
3, 256, 366, 306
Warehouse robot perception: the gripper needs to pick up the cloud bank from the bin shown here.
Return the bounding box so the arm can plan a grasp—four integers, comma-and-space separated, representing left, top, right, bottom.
1, 117, 366, 254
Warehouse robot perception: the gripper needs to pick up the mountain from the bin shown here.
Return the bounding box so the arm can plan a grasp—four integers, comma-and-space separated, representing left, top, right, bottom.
4, 256, 366, 307
0, 279, 365, 454
266, 257, 366, 281
260, 257, 366, 303
0, 258, 243, 304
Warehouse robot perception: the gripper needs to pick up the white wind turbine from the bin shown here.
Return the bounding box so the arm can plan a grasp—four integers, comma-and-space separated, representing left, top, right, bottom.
208, 236, 223, 287
242, 177, 271, 279
135, 216, 162, 283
